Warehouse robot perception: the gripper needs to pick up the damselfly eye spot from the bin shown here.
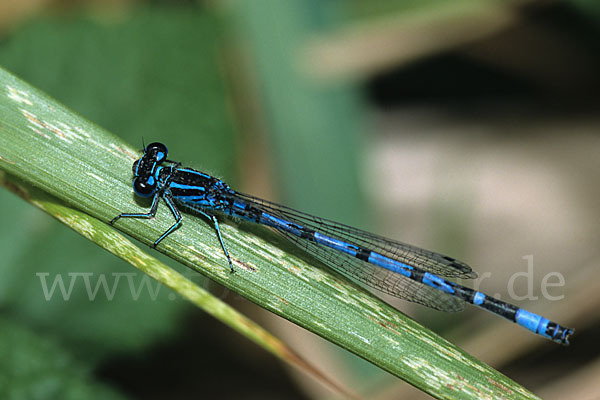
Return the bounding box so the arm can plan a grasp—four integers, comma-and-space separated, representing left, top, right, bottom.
145, 142, 168, 162
133, 176, 156, 197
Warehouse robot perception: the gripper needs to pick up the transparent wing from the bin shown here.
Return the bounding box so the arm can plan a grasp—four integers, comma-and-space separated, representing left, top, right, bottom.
234, 192, 476, 279
276, 225, 464, 312
231, 192, 473, 312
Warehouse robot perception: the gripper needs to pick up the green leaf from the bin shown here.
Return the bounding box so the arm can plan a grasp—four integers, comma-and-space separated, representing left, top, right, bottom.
0, 67, 539, 399
0, 317, 126, 400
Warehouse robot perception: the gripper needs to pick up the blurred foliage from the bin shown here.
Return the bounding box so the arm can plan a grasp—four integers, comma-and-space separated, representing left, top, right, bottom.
0, 8, 236, 175
0, 317, 126, 400
570, 0, 600, 19
232, 0, 366, 225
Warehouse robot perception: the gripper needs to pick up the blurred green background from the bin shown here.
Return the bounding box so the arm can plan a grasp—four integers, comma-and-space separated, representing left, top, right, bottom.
0, 0, 599, 399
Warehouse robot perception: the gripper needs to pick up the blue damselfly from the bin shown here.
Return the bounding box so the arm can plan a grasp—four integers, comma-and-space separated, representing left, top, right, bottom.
110, 142, 574, 345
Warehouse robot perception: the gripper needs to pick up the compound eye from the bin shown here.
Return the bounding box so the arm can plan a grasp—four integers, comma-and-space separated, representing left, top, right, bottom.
145, 142, 168, 162
133, 176, 156, 197
132, 160, 140, 176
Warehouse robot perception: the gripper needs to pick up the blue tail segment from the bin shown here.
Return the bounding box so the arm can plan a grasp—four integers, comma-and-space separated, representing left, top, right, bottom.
110, 142, 574, 346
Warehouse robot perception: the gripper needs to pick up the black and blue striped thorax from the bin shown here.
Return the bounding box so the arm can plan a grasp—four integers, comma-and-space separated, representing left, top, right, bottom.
130, 142, 235, 211
169, 168, 233, 210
